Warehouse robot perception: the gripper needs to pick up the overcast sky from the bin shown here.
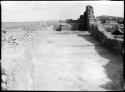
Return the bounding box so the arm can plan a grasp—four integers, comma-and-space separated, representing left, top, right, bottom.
1, 1, 124, 22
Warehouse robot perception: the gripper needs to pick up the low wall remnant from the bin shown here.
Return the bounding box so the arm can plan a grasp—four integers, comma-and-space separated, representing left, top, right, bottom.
84, 5, 124, 55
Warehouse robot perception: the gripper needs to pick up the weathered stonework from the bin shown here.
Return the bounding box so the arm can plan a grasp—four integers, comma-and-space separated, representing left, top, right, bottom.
86, 5, 95, 23
85, 5, 124, 55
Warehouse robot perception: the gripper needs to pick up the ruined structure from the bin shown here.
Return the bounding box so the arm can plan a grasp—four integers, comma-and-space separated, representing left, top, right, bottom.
84, 5, 124, 55
55, 6, 95, 31
61, 24, 71, 31
1, 5, 124, 91
86, 5, 95, 23
65, 5, 95, 31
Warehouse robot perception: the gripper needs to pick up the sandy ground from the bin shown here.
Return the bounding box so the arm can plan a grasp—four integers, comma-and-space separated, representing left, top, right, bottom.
1, 27, 123, 91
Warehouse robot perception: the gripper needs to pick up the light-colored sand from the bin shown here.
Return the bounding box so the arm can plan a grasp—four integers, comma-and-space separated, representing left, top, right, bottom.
1, 27, 123, 91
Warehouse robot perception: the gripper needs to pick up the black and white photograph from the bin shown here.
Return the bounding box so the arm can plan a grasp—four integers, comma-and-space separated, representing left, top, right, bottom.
1, 0, 124, 91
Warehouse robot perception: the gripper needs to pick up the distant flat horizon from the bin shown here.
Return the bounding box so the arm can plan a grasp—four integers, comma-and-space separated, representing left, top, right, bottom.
1, 1, 124, 22
2, 15, 124, 23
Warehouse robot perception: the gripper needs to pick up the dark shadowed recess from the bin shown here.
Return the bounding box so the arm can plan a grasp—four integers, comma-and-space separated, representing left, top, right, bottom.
78, 32, 124, 91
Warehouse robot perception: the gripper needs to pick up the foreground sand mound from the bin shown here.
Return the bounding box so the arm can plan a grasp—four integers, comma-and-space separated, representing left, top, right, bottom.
1, 26, 49, 90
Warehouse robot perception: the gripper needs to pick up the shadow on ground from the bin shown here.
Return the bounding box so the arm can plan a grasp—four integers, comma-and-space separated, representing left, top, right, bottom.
78, 31, 124, 91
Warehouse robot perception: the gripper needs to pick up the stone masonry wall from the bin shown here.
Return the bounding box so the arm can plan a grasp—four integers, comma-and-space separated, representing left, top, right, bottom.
85, 5, 124, 55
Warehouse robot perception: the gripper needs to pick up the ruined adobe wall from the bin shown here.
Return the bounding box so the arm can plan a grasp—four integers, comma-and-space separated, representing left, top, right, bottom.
85, 5, 124, 54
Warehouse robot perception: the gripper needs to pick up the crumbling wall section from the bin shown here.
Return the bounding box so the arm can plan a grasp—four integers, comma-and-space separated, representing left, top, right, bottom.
85, 5, 124, 54
90, 20, 124, 54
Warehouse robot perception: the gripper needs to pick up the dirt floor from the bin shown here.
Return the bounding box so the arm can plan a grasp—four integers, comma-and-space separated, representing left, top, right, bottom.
1, 26, 123, 91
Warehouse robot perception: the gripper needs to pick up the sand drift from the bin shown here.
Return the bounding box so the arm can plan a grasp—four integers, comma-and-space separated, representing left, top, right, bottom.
1, 26, 123, 91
